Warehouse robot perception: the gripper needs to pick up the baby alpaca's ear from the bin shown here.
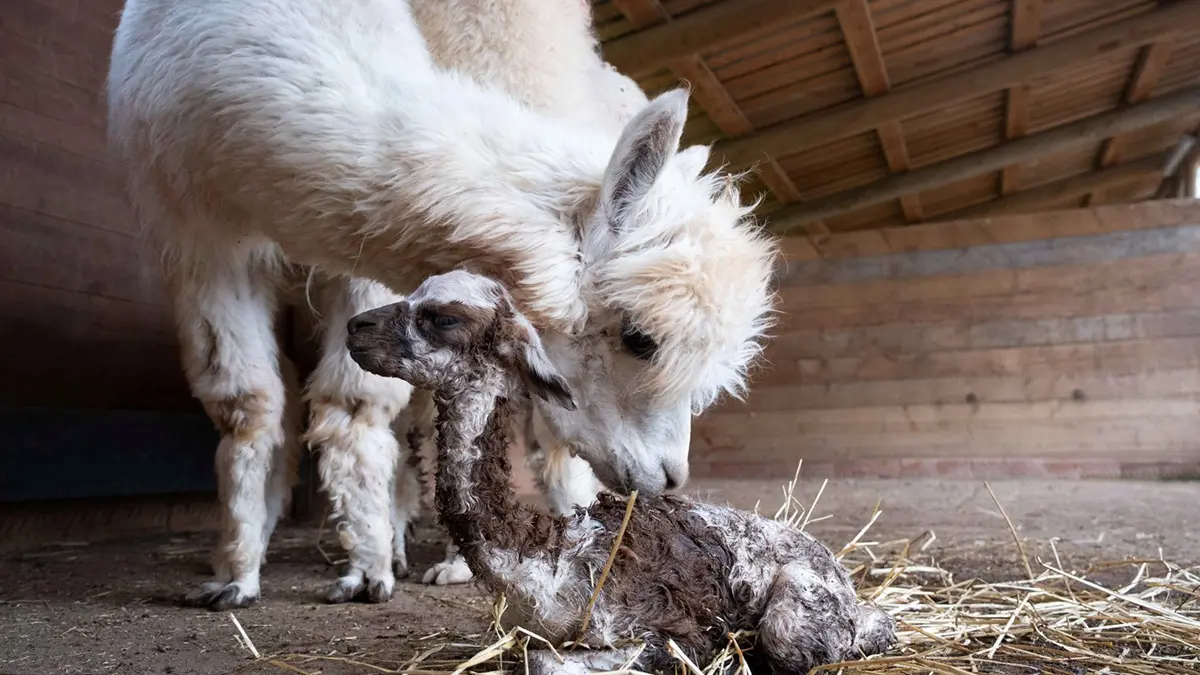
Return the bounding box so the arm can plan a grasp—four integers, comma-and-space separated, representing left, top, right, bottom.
514, 334, 577, 412
496, 297, 577, 411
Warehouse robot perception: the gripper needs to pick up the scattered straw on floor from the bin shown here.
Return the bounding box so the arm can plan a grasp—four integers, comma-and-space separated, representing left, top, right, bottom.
235, 464, 1200, 674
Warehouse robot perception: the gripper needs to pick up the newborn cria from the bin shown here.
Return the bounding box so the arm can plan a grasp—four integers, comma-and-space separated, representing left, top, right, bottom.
345, 270, 896, 674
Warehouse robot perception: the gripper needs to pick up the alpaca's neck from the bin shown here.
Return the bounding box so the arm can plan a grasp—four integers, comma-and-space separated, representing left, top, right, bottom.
432, 387, 559, 576
288, 71, 611, 335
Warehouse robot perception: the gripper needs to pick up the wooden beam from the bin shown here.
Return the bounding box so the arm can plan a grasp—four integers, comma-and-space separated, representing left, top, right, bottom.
765, 85, 1200, 233
602, 0, 839, 77
837, 0, 924, 222
713, 1, 1200, 169
1088, 41, 1174, 205
1001, 86, 1032, 194
940, 153, 1167, 220
999, 0, 1042, 195
611, 0, 807, 220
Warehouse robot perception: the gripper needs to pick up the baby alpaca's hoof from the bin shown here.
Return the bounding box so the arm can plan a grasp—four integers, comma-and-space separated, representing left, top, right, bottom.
186, 580, 258, 610
421, 557, 474, 586
854, 605, 897, 656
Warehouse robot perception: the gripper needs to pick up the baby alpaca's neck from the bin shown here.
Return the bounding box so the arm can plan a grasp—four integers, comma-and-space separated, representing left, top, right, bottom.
432, 390, 565, 582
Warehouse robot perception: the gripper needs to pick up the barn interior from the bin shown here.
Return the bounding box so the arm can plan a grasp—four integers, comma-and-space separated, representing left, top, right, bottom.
2, 0, 1199, 673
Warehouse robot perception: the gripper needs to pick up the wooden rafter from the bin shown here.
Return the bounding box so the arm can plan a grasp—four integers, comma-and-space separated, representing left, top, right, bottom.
942, 153, 1167, 220
710, 2, 1200, 170
1087, 41, 1174, 205
610, 0, 812, 230
765, 85, 1200, 233
602, 0, 839, 77
836, 0, 923, 223
999, 0, 1041, 196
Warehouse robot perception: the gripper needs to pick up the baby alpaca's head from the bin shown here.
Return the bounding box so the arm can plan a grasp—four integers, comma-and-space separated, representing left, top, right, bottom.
346, 270, 577, 411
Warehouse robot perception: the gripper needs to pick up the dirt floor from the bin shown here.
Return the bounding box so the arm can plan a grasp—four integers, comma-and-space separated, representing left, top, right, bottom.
0, 478, 1197, 675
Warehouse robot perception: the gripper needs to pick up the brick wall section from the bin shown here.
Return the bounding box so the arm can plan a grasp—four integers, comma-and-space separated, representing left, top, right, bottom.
0, 0, 193, 410
694, 202, 1200, 481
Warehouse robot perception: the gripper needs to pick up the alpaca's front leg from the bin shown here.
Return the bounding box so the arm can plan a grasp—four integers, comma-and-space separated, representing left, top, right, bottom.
306, 276, 415, 604
538, 444, 602, 517
173, 246, 299, 610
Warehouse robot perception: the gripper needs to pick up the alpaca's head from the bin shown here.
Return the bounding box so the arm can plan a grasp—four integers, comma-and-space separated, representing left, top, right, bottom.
523, 88, 778, 492
345, 270, 578, 415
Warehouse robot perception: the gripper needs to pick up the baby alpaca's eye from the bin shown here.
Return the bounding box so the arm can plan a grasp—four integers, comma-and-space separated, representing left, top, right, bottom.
620, 316, 658, 361
432, 314, 461, 329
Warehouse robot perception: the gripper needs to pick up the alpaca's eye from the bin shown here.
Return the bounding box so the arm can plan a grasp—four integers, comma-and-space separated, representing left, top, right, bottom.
432, 314, 461, 329
620, 317, 657, 361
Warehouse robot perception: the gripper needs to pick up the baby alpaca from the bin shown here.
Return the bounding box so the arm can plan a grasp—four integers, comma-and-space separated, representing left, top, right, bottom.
345, 271, 896, 674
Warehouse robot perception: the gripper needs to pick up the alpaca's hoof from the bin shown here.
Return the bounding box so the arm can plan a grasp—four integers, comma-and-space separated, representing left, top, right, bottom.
326, 571, 395, 604
421, 557, 474, 586
186, 580, 258, 610
393, 559, 411, 580
366, 577, 394, 603
325, 574, 364, 604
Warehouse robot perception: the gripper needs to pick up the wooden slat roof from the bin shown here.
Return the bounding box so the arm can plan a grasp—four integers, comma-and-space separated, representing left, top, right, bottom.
593, 0, 1200, 237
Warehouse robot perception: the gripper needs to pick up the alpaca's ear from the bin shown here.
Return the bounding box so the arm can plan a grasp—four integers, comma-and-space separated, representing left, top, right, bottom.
677, 145, 710, 180
514, 336, 577, 412
497, 299, 577, 411
599, 88, 689, 229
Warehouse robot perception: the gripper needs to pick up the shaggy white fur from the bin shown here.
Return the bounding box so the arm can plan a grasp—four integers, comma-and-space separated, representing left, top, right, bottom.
106, 0, 777, 609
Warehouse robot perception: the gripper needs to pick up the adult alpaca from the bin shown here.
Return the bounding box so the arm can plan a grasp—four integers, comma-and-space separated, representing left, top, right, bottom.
106, 0, 777, 610
110, 0, 643, 607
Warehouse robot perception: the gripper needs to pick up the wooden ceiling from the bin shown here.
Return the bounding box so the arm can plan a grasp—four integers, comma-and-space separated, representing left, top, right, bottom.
592, 0, 1200, 237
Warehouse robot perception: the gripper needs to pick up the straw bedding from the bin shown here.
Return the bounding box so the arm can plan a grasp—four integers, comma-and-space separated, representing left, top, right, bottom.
232, 466, 1200, 675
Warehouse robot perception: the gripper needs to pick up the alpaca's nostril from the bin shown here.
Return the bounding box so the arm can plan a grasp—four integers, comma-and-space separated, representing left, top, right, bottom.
346, 315, 377, 336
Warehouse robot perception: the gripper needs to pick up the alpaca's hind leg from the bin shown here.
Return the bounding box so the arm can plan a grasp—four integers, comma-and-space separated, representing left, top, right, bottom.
525, 645, 645, 675
755, 562, 869, 673
262, 354, 303, 552
422, 541, 475, 586
390, 387, 433, 579
306, 275, 414, 604
389, 450, 422, 579
173, 246, 294, 610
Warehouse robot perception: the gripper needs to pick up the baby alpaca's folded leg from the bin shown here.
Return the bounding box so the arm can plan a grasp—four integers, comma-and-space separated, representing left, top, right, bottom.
525, 645, 644, 675
755, 562, 863, 673
853, 603, 897, 656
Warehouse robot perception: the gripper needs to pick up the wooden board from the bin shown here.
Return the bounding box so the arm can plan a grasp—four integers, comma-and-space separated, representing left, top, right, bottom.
1, 0, 186, 415
695, 208, 1200, 478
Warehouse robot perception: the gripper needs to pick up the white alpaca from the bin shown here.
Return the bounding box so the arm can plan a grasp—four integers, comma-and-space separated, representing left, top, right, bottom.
106, 0, 778, 610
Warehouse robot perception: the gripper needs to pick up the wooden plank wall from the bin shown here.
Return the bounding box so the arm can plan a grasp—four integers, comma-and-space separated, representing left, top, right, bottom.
693, 201, 1200, 481
0, 0, 193, 411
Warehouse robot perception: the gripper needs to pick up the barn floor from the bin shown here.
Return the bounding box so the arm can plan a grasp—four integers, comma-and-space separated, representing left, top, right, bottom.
1, 478, 1197, 675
